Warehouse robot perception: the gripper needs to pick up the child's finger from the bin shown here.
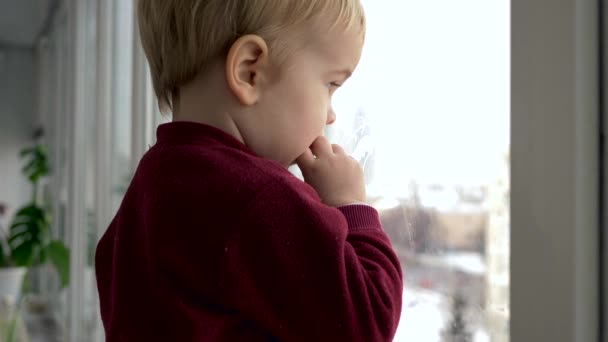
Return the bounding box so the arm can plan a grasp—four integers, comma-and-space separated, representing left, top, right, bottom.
331, 144, 345, 155
309, 136, 332, 158
296, 149, 316, 167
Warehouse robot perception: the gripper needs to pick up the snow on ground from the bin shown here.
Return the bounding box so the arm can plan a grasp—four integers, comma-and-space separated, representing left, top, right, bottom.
393, 287, 489, 342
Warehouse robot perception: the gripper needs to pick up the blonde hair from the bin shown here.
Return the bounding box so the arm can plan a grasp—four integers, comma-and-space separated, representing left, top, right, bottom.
138, 0, 366, 113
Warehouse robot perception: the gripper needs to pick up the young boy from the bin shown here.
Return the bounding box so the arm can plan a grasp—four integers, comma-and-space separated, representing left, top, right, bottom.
95, 1, 403, 341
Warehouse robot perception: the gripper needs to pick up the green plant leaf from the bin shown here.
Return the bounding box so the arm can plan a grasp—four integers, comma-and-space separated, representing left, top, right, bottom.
37, 245, 48, 265
19, 147, 36, 157
47, 240, 70, 288
0, 242, 9, 267
19, 144, 50, 184
21, 158, 37, 177
8, 204, 50, 267
13, 205, 44, 219
10, 242, 36, 266
8, 144, 67, 290
10, 221, 43, 244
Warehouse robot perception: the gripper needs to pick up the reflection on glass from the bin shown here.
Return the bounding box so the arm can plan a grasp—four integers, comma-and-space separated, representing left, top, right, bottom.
327, 1, 510, 341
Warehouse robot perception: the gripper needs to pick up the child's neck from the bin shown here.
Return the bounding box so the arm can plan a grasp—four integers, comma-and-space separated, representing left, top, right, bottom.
173, 66, 246, 145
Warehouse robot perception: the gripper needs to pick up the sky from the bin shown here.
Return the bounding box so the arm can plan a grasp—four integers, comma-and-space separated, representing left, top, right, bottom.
329, 0, 510, 191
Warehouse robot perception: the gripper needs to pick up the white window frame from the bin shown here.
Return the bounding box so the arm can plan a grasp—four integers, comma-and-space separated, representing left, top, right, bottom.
602, 0, 608, 339
512, 0, 600, 341
91, 0, 114, 341
131, 9, 154, 170
94, 0, 113, 257
65, 0, 88, 340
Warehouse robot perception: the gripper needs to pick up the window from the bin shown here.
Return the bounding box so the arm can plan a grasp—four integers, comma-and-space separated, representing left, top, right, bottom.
36, 0, 602, 341
110, 0, 135, 213
323, 1, 510, 340
40, 0, 135, 340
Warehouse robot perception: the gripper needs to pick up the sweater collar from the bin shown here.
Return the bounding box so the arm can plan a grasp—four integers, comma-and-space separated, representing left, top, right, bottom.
156, 121, 255, 155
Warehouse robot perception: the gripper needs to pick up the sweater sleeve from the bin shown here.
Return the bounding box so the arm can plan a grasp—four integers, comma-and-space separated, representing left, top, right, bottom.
225, 181, 403, 341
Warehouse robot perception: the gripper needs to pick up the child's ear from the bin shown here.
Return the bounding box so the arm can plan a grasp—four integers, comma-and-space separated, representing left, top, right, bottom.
225, 35, 270, 106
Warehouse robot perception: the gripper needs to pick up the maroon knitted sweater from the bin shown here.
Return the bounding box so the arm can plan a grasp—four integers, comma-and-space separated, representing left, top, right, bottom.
95, 121, 402, 341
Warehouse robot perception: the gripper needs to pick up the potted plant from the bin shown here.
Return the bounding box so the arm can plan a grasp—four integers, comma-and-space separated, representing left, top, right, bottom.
0, 144, 70, 303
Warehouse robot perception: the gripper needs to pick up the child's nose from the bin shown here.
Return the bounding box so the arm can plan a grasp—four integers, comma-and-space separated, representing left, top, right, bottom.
326, 109, 336, 125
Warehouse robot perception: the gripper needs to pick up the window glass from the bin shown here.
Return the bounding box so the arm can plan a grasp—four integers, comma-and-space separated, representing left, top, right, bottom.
325, 1, 510, 340
110, 0, 134, 213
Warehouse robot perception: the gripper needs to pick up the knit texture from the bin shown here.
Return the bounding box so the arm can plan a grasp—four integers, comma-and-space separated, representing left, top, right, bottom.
95, 121, 403, 341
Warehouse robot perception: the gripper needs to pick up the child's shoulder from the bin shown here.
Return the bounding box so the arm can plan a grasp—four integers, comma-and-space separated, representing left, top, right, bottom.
140, 138, 311, 199
130, 122, 319, 204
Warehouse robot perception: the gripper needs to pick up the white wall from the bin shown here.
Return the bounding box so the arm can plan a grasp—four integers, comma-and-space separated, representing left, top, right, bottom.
0, 49, 37, 221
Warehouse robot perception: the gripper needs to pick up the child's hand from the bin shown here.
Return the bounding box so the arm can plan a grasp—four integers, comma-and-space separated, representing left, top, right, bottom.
296, 136, 366, 207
